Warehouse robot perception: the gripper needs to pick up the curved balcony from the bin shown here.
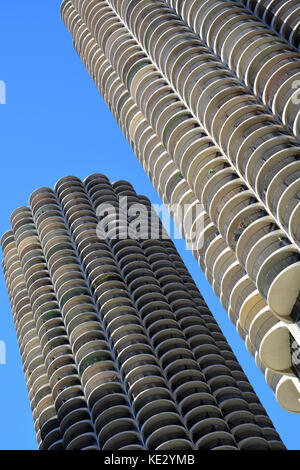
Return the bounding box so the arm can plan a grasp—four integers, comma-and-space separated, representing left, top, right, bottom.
275, 372, 300, 413
70, 322, 104, 348
91, 389, 127, 424
142, 410, 185, 444
255, 142, 299, 196
259, 322, 297, 376
238, 435, 270, 450
277, 172, 300, 231
94, 402, 132, 435
132, 383, 171, 415
219, 103, 266, 155
266, 156, 300, 212
63, 419, 95, 448
198, 164, 232, 214
195, 71, 237, 121
221, 262, 246, 311
247, 305, 278, 353
42, 427, 62, 450
121, 354, 158, 379
66, 432, 98, 450
186, 404, 223, 432
39, 406, 59, 436
255, 244, 300, 317
61, 412, 91, 443
168, 369, 205, 395
191, 415, 228, 442
165, 358, 199, 383
212, 248, 236, 298
220, 194, 260, 245
230, 276, 257, 327
196, 429, 237, 450
102, 430, 142, 450
125, 363, 163, 391
145, 423, 190, 450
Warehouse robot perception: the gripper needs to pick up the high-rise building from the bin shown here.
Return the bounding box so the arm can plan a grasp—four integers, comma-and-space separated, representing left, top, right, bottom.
60, 0, 300, 412
1, 174, 286, 450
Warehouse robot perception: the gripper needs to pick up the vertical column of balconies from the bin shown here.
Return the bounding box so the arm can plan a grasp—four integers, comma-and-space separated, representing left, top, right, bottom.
87, 175, 196, 450
49, 176, 146, 450
1, 213, 64, 450
60, 1, 300, 410
1, 229, 62, 449
56, 174, 196, 450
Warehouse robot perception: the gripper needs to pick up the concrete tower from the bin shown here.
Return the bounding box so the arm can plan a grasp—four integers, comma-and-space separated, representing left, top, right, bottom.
1, 174, 285, 450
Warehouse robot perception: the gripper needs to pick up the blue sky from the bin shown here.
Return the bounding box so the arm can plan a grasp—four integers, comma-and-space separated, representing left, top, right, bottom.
0, 0, 299, 450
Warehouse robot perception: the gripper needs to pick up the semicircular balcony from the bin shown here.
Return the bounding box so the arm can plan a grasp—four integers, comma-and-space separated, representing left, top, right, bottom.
63, 298, 96, 326
164, 358, 199, 383
143, 404, 184, 440
10, 208, 33, 233
219, 102, 265, 156
48, 250, 78, 274
96, 400, 133, 437
128, 373, 168, 404
102, 429, 143, 450
59, 404, 90, 437
145, 422, 191, 451
195, 429, 237, 450
59, 286, 91, 315
120, 352, 158, 379
198, 164, 233, 214
181, 391, 220, 422
52, 373, 82, 402
39, 405, 59, 436
46, 350, 75, 379
246, 305, 278, 352
90, 384, 127, 422
259, 321, 298, 375
219, 190, 258, 240
54, 382, 84, 412
229, 276, 257, 327
66, 430, 98, 451
168, 368, 205, 395
102, 302, 137, 328
137, 393, 177, 426
49, 361, 78, 390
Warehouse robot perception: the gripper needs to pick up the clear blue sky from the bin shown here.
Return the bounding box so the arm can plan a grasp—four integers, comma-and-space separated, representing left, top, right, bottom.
0, 0, 298, 450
